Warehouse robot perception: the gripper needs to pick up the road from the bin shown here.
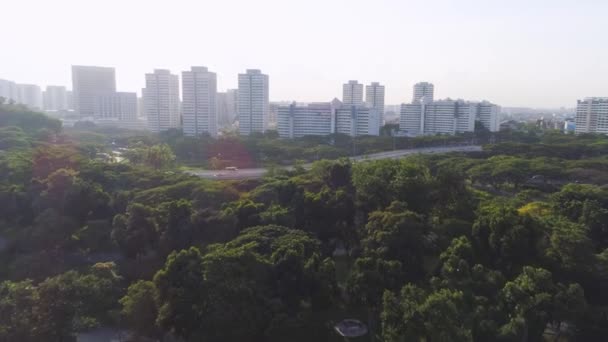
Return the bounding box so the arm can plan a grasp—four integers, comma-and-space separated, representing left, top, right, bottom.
187, 145, 482, 180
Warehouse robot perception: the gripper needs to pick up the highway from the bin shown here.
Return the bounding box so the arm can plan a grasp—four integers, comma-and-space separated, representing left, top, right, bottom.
186, 145, 482, 180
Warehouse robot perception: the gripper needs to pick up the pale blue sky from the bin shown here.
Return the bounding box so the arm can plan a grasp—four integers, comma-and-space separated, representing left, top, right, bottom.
2, 0, 606, 107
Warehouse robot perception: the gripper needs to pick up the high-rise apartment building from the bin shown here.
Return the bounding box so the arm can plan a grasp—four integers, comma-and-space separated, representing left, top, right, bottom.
413, 82, 434, 103
143, 69, 181, 133
365, 82, 385, 124
0, 79, 19, 103
277, 99, 380, 138
216, 89, 238, 127
43, 85, 69, 111
93, 92, 137, 121
343, 80, 364, 106
182, 66, 217, 137
336, 105, 380, 137
400, 99, 499, 135
17, 84, 43, 110
268, 102, 281, 129
401, 83, 499, 135
575, 97, 608, 134
277, 101, 337, 138
72, 65, 116, 117
226, 89, 238, 123
238, 69, 269, 135
476, 101, 501, 132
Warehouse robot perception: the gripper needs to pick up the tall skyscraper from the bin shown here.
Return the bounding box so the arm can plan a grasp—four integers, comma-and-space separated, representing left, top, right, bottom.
412, 82, 434, 103
43, 85, 69, 111
72, 65, 116, 117
0, 79, 19, 103
182, 66, 217, 137
343, 80, 364, 106
143, 69, 180, 133
17, 84, 43, 110
575, 97, 608, 134
238, 69, 269, 135
365, 82, 385, 124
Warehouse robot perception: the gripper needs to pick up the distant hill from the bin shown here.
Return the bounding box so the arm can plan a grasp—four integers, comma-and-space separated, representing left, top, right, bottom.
0, 103, 62, 149
0, 103, 61, 134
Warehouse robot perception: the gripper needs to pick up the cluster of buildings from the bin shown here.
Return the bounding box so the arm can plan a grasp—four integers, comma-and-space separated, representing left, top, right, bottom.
0, 79, 73, 111
277, 81, 385, 138
71, 66, 141, 128
276, 81, 500, 138
400, 82, 500, 135
2, 66, 507, 138
142, 67, 267, 136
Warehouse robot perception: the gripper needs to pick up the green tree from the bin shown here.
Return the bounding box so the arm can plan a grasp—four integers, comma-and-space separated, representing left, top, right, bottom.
346, 257, 403, 308
352, 158, 433, 213
158, 199, 194, 254
472, 201, 543, 273
381, 285, 473, 342
361, 201, 428, 280
120, 280, 159, 339
0, 280, 38, 342
112, 203, 158, 258
499, 266, 587, 342
154, 247, 207, 341
146, 143, 176, 169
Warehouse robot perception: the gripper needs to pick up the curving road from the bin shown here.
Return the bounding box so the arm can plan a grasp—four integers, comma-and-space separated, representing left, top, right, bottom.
186, 145, 482, 180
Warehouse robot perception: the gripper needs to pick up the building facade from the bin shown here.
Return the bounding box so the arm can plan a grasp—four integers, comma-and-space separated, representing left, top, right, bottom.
336, 105, 380, 137
400, 99, 499, 135
93, 92, 137, 121
277, 101, 336, 138
477, 101, 501, 132
0, 79, 19, 103
17, 84, 43, 110
238, 69, 269, 135
343, 80, 364, 106
365, 82, 385, 124
575, 97, 608, 134
72, 65, 116, 117
43, 85, 69, 111
412, 82, 434, 103
182, 66, 217, 137
143, 69, 181, 133
277, 99, 380, 138
216, 89, 238, 128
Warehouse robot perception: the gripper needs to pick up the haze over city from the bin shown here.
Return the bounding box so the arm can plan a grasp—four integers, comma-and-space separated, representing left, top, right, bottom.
2, 0, 607, 108
5, 1, 608, 340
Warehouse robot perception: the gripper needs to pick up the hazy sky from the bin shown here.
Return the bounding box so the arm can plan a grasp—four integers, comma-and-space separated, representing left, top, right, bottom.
2, 0, 606, 108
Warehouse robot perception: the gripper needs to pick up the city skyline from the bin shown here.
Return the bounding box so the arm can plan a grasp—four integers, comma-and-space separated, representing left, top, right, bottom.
0, 63, 594, 110
2, 0, 607, 108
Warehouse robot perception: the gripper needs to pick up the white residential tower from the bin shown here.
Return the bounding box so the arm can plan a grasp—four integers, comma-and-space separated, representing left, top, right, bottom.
343, 80, 364, 106
182, 66, 218, 137
238, 69, 269, 135
143, 69, 181, 133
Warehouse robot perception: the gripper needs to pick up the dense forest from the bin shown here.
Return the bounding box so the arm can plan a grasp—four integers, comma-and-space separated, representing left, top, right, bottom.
2, 103, 608, 341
